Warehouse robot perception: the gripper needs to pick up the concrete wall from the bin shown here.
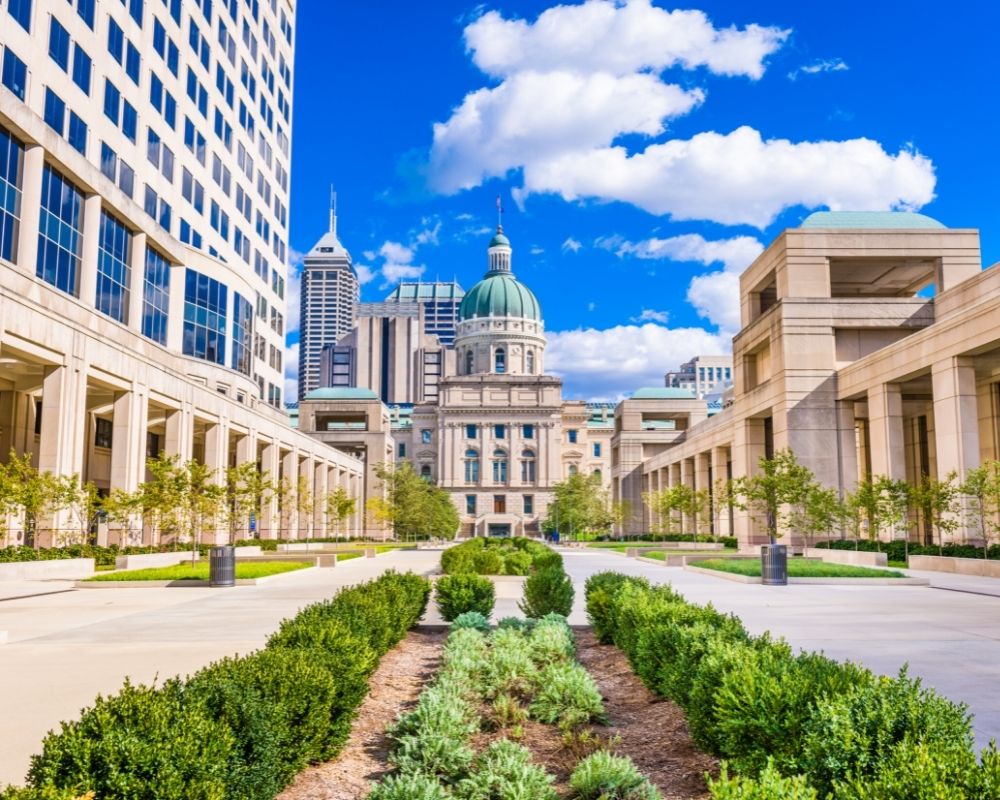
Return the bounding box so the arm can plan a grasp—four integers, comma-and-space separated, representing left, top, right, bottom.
0, 558, 94, 581
804, 547, 888, 567
909, 555, 1000, 577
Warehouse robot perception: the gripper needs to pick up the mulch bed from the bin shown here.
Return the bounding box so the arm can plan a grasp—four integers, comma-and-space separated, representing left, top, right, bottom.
277, 629, 447, 800
280, 627, 717, 800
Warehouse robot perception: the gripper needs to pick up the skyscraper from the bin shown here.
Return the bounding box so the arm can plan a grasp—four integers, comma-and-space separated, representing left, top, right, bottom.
0, 0, 367, 546
382, 281, 464, 346
297, 199, 359, 399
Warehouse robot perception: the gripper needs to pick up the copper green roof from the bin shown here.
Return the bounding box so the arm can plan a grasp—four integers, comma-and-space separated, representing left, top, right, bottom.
459, 272, 541, 321
800, 211, 945, 229
630, 387, 697, 399
303, 387, 378, 400
489, 229, 510, 247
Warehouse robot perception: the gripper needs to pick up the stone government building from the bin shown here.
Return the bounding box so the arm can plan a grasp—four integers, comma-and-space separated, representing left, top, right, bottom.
300, 210, 1000, 545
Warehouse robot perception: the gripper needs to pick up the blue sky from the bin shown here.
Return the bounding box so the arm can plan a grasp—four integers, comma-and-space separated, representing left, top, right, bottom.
285, 0, 999, 401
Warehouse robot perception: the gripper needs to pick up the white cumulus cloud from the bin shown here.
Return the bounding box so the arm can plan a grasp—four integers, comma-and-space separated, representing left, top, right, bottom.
547, 322, 730, 399
631, 308, 670, 324
378, 241, 415, 264
788, 57, 849, 81
428, 2, 936, 227
562, 237, 583, 253
522, 127, 936, 228
284, 341, 299, 405
355, 264, 377, 285
381, 263, 426, 287
464, 1, 788, 79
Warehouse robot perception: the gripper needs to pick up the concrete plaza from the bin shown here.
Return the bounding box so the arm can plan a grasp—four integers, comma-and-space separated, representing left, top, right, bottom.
2, 547, 1000, 786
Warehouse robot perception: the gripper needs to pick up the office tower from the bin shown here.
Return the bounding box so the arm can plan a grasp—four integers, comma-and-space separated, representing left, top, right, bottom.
382, 281, 464, 346
297, 201, 358, 399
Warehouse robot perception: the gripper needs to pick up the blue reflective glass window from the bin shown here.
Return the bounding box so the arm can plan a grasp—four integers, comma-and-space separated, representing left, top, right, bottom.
67, 111, 87, 154
71, 45, 92, 93
107, 19, 124, 61
43, 88, 66, 134
48, 17, 70, 70
95, 211, 131, 322
1, 49, 27, 101
8, 0, 33, 31
0, 126, 23, 263
125, 43, 140, 83
37, 165, 83, 296
142, 246, 170, 344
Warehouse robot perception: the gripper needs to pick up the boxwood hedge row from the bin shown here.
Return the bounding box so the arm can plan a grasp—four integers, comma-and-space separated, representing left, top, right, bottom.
4, 570, 430, 800
440, 537, 561, 576
584, 572, 1000, 799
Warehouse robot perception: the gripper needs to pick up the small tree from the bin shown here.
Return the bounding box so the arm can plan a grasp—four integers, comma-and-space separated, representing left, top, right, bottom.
56, 476, 103, 546
3, 452, 63, 548
851, 475, 910, 550
643, 484, 694, 538
103, 488, 145, 546
140, 453, 186, 546
960, 461, 1000, 558
295, 474, 314, 539
911, 473, 960, 556
712, 477, 736, 541
370, 461, 458, 541
732, 449, 815, 544
545, 472, 613, 540
789, 483, 843, 546
325, 485, 356, 541
224, 462, 272, 544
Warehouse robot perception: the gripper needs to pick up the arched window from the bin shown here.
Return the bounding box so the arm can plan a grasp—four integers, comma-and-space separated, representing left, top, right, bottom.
495, 347, 506, 373
464, 449, 480, 483
521, 449, 536, 483
526, 350, 535, 374
568, 464, 578, 477
464, 349, 474, 375
592, 468, 602, 480
420, 464, 432, 480
492, 448, 508, 483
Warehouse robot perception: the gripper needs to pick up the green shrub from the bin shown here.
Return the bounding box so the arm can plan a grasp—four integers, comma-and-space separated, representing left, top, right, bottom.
482, 627, 538, 698
452, 611, 492, 633
28, 681, 232, 800
496, 616, 532, 632
441, 548, 477, 574
490, 693, 528, 728
708, 760, 818, 799
473, 548, 505, 575
366, 772, 450, 800
532, 549, 563, 570
832, 739, 982, 800
388, 686, 478, 780
529, 661, 606, 727
800, 670, 973, 796
584, 572, 640, 643
453, 739, 557, 800
503, 550, 532, 575
528, 615, 576, 664
520, 565, 574, 618
184, 648, 336, 799
569, 751, 661, 799
436, 574, 496, 622
0, 788, 91, 800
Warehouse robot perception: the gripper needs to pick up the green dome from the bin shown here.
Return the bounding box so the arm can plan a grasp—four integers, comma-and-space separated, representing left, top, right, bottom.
459, 272, 541, 322
489, 230, 510, 247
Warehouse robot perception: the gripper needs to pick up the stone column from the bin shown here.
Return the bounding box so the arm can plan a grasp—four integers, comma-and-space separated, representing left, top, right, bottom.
109, 387, 148, 545
668, 461, 682, 535
166, 265, 186, 352
127, 232, 147, 332
867, 383, 906, 480
679, 458, 694, 535
233, 430, 257, 540
835, 399, 861, 497
711, 447, 730, 538
298, 455, 315, 539
313, 461, 328, 537
38, 363, 88, 545
15, 145, 44, 274
732, 418, 766, 545
932, 357, 980, 541
281, 449, 299, 539
202, 421, 229, 545
0, 391, 33, 458
259, 441, 281, 539
78, 194, 102, 306
693, 452, 711, 535
164, 406, 193, 462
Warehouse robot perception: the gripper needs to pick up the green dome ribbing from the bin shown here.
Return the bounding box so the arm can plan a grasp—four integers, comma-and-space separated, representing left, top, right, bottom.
459, 272, 541, 322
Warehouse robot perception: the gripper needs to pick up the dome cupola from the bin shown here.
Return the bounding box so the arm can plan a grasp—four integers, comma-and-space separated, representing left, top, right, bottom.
454, 225, 546, 377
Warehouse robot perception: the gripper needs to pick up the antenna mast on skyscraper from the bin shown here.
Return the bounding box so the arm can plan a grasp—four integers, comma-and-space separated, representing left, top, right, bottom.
329, 185, 337, 236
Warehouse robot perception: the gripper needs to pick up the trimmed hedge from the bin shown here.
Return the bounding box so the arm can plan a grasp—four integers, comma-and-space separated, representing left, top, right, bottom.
441, 537, 560, 576
435, 574, 496, 621
585, 572, 999, 798
814, 538, 1000, 563
14, 571, 430, 798
520, 564, 574, 618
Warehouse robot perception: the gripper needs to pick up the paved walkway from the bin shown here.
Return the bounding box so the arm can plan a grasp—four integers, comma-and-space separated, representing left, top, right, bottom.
0, 551, 441, 787
559, 549, 1000, 750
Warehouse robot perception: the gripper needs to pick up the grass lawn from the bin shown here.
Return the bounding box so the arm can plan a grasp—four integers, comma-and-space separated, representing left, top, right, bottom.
640, 550, 735, 560
85, 560, 312, 581
338, 551, 362, 561
587, 541, 737, 551
690, 557, 905, 579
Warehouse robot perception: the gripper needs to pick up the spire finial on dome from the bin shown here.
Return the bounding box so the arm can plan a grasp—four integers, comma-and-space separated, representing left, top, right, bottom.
496, 193, 503, 231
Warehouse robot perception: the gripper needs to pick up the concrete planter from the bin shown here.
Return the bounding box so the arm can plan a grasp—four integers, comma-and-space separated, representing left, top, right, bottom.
908, 554, 1000, 577
276, 543, 339, 552
0, 558, 95, 581
114, 551, 199, 571
684, 564, 929, 586
237, 554, 340, 568
75, 566, 317, 588
804, 547, 888, 568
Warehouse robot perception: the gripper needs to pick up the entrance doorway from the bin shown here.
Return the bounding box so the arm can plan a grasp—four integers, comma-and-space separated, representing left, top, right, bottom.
488, 524, 511, 538
493, 495, 506, 513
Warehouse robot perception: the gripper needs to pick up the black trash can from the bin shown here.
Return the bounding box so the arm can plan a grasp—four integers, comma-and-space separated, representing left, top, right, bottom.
761, 544, 788, 586
209, 545, 236, 587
